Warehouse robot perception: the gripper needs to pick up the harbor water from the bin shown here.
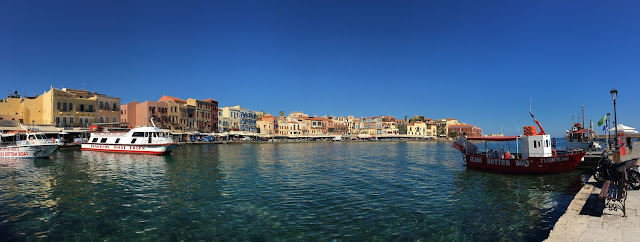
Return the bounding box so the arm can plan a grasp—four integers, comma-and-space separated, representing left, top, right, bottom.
0, 141, 587, 241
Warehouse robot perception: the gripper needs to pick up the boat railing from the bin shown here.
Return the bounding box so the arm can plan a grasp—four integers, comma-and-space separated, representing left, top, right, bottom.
1, 141, 17, 147
15, 139, 55, 146
91, 132, 129, 137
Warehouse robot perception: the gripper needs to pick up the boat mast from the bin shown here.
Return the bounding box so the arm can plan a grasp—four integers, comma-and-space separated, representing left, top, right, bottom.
529, 100, 546, 135
582, 105, 585, 129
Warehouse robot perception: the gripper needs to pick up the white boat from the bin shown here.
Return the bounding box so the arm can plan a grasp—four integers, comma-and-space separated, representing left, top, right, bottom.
0, 132, 59, 158
81, 122, 176, 155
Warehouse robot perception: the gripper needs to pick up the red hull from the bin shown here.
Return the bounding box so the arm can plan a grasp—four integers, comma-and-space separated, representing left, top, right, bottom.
462, 152, 586, 173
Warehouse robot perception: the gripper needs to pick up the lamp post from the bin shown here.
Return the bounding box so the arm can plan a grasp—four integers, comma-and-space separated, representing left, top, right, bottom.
607, 113, 611, 149
31, 120, 34, 131
610, 89, 618, 150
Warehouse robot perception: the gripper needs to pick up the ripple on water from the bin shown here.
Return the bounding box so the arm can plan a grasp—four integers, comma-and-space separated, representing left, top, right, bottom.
0, 142, 585, 240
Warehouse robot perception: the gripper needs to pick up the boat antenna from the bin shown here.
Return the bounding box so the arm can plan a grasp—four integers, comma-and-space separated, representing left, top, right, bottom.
529, 100, 547, 135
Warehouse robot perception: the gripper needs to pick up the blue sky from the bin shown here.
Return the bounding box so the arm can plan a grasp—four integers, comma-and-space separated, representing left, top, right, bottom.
1, 0, 638, 136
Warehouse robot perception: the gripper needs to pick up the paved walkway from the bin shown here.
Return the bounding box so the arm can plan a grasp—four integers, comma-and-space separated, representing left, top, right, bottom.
546, 150, 640, 242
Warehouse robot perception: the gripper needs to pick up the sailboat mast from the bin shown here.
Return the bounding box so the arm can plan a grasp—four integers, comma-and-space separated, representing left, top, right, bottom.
582, 105, 585, 128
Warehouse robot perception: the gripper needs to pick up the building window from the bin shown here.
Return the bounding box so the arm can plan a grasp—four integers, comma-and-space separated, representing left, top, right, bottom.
70, 117, 74, 123
62, 103, 67, 111
80, 104, 85, 111
105, 118, 109, 123
57, 102, 61, 110
100, 117, 104, 123
69, 103, 73, 111
55, 117, 60, 124
100, 102, 104, 109
89, 105, 94, 112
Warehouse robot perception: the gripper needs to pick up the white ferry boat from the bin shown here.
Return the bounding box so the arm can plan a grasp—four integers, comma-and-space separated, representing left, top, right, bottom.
81, 122, 176, 155
0, 132, 59, 158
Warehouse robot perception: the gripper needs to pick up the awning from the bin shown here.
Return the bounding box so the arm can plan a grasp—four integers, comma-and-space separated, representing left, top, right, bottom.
0, 126, 27, 132
467, 136, 520, 141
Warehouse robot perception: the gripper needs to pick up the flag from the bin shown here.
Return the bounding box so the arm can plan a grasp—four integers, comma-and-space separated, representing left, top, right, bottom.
597, 115, 606, 127
603, 117, 608, 132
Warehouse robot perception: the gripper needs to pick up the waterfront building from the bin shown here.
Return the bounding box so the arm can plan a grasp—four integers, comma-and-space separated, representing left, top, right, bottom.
381, 116, 399, 134
330, 124, 349, 135
0, 87, 120, 128
301, 116, 324, 135
219, 106, 240, 132
187, 98, 217, 133
219, 105, 257, 133
361, 117, 383, 135
240, 109, 257, 133
121, 100, 169, 128
448, 124, 482, 137
436, 118, 459, 137
257, 115, 278, 135
322, 117, 334, 134
347, 116, 362, 134
157, 95, 197, 131
281, 120, 303, 136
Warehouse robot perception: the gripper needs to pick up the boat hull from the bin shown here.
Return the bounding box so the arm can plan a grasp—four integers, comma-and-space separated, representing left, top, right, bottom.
0, 145, 59, 158
462, 152, 586, 173
81, 143, 176, 155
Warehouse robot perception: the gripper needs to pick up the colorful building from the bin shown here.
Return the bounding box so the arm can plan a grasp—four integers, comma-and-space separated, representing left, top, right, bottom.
448, 124, 482, 137
0, 87, 120, 127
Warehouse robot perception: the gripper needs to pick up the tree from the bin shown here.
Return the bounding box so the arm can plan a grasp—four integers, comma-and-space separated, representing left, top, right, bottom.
279, 111, 285, 117
450, 131, 459, 139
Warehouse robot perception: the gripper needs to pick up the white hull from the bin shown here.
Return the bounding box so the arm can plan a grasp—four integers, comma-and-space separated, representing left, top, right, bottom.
566, 140, 601, 150
81, 143, 176, 155
0, 145, 58, 158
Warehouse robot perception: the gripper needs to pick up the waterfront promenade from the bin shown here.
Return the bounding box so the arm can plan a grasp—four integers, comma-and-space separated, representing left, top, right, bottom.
546, 150, 640, 241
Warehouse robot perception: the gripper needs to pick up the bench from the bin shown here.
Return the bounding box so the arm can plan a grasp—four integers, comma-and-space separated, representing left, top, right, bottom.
599, 172, 627, 217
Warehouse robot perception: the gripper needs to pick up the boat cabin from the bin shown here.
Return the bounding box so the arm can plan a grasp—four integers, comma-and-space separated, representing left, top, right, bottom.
520, 134, 553, 159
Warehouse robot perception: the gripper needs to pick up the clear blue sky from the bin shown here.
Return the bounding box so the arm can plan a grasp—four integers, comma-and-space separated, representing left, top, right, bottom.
1, 0, 638, 136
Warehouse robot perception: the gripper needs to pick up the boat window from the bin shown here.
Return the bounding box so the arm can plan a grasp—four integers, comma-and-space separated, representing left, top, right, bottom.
131, 138, 137, 144
115, 138, 120, 144
132, 132, 144, 137
533, 141, 537, 148
153, 132, 158, 137
92, 138, 98, 143
100, 138, 107, 143
546, 140, 550, 147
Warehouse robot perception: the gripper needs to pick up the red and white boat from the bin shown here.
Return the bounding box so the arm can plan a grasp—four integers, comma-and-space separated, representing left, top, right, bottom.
81, 121, 176, 155
453, 112, 586, 173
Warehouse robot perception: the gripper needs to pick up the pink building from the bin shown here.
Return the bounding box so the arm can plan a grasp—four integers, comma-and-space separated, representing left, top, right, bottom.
120, 100, 169, 128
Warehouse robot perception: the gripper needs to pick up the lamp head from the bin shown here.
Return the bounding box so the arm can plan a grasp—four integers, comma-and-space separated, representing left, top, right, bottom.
610, 89, 618, 101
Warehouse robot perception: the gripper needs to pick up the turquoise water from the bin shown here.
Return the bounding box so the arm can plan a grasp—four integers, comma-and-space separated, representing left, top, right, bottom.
0, 141, 586, 241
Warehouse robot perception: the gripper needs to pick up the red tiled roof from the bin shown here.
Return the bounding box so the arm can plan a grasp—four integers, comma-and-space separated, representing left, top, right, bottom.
203, 98, 218, 102
158, 95, 186, 103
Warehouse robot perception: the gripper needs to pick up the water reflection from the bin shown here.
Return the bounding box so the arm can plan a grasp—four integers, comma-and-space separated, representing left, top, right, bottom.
0, 142, 585, 241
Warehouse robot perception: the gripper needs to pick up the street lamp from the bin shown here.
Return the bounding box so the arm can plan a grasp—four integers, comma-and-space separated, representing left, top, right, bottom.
610, 89, 618, 150
31, 120, 34, 131
607, 113, 611, 149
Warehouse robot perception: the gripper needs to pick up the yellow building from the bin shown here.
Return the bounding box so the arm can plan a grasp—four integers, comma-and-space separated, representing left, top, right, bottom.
436, 118, 459, 137
0, 87, 120, 127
